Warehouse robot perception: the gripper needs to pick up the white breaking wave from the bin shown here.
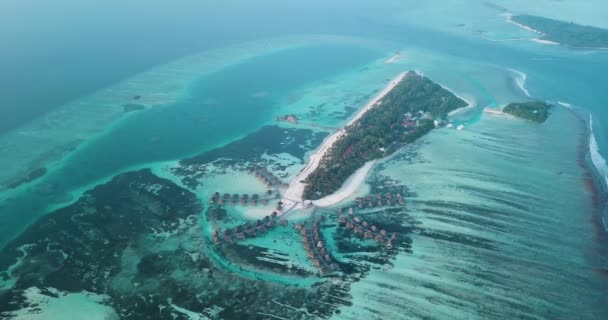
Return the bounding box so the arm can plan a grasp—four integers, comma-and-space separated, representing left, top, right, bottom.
508, 68, 531, 97
557, 101, 573, 109
589, 115, 608, 189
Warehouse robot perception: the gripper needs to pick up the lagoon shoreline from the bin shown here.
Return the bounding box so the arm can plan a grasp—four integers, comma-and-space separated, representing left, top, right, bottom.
280, 73, 407, 211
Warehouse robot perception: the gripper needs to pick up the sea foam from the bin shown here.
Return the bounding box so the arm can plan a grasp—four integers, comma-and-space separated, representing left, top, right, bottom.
508, 68, 531, 97
589, 115, 608, 190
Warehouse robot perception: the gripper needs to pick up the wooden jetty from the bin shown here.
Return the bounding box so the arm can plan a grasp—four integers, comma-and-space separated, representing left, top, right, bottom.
296, 215, 340, 276
338, 214, 397, 249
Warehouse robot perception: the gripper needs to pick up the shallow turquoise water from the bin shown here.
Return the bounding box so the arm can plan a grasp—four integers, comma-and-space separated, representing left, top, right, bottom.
0, 43, 383, 245
1, 1, 608, 318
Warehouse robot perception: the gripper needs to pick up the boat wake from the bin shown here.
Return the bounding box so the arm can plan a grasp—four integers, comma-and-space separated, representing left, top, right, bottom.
508, 68, 531, 97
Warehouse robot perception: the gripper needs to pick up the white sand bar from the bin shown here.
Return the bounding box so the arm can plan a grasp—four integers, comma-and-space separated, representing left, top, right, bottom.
313, 161, 375, 207
281, 73, 406, 209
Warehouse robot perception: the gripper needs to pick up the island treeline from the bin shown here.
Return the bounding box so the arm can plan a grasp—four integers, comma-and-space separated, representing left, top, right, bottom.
511, 15, 608, 49
303, 71, 468, 200
503, 101, 551, 123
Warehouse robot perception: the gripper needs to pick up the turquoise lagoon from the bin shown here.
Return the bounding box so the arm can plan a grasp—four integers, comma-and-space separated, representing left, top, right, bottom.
1, 0, 608, 319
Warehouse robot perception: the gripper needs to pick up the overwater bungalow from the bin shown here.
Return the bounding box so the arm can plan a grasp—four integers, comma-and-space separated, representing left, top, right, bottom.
229, 199, 236, 205
367, 201, 373, 207
295, 223, 303, 230
307, 252, 315, 259
398, 198, 405, 205
263, 216, 270, 223
345, 222, 354, 229
354, 227, 363, 234
304, 243, 311, 251
387, 199, 392, 205
377, 200, 383, 206
317, 241, 324, 248
242, 194, 249, 199
271, 211, 278, 218
375, 235, 384, 243
300, 229, 307, 236
233, 193, 239, 199
247, 229, 256, 236
380, 229, 387, 236
354, 217, 361, 223
375, 194, 382, 200
251, 199, 257, 206
279, 219, 288, 226
338, 216, 346, 224
218, 199, 225, 206
364, 231, 373, 239
365, 196, 372, 202
362, 221, 369, 228
348, 207, 354, 215
237, 233, 245, 240
358, 203, 364, 209
240, 199, 246, 206
223, 193, 230, 199
386, 193, 393, 199
224, 235, 233, 243
262, 199, 268, 205
356, 197, 363, 203
209, 198, 216, 204
258, 225, 267, 233
324, 254, 331, 262
386, 241, 393, 249
266, 220, 276, 228
312, 259, 321, 268
252, 194, 259, 200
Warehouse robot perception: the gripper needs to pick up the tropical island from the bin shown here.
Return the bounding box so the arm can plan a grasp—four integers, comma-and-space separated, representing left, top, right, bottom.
301, 71, 468, 200
502, 101, 551, 123
510, 14, 608, 49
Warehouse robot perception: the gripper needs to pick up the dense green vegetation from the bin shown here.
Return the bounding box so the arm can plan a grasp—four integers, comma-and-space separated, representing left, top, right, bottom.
303, 71, 467, 200
503, 101, 551, 123
512, 15, 608, 49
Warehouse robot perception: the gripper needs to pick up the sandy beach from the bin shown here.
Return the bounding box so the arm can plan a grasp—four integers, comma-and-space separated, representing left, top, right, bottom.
439, 85, 476, 117
312, 161, 375, 207
504, 13, 543, 35
503, 13, 564, 47
483, 107, 515, 118
532, 38, 559, 45
280, 73, 406, 210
